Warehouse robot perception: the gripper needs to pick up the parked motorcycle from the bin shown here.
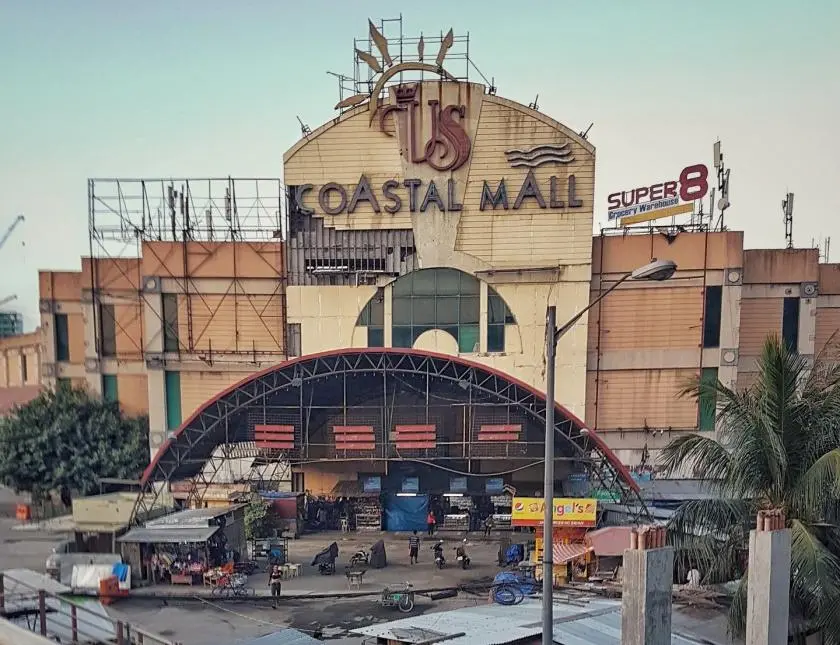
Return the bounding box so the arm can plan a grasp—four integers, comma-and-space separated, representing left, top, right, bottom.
455, 540, 471, 570
431, 541, 446, 569
311, 542, 339, 575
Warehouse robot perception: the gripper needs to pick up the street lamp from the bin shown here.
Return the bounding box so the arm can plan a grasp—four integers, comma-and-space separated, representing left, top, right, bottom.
540, 258, 677, 644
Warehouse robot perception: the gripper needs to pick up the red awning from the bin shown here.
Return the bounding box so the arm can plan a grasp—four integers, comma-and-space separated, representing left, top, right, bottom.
553, 543, 593, 564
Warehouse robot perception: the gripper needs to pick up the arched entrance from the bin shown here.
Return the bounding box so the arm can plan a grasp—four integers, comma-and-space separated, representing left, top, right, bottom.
132, 349, 644, 523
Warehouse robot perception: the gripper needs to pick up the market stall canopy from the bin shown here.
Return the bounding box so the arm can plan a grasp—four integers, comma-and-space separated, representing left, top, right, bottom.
330, 480, 379, 498
553, 543, 593, 564
585, 526, 635, 557
117, 526, 220, 544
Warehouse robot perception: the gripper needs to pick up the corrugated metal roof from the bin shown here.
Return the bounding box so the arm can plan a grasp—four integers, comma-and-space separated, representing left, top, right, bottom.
144, 504, 245, 528
117, 526, 219, 544
352, 599, 718, 645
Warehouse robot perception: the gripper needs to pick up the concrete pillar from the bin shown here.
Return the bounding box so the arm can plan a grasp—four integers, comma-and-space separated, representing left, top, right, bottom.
746, 510, 791, 645
622, 526, 673, 645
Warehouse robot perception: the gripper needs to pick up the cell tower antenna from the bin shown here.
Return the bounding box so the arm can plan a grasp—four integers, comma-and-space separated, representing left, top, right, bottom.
296, 116, 312, 137
528, 94, 539, 111
579, 123, 594, 140
782, 192, 794, 249
713, 140, 731, 231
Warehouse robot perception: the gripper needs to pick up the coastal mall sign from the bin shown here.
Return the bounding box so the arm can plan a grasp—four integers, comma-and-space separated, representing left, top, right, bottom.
293, 88, 585, 217
511, 496, 598, 527
293, 49, 585, 217
292, 171, 586, 217
607, 163, 709, 225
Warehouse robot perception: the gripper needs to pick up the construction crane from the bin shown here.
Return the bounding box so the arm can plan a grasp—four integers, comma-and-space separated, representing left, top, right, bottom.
1, 215, 24, 311
0, 214, 24, 252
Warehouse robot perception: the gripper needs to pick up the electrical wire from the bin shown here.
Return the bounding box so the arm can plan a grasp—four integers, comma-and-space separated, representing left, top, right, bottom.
288, 456, 547, 477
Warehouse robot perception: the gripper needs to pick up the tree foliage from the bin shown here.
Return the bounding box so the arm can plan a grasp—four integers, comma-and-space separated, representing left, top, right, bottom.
660, 336, 840, 642
0, 384, 149, 504
244, 493, 270, 540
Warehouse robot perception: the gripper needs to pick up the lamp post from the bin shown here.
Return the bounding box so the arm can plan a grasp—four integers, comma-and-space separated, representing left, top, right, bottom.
541, 258, 677, 645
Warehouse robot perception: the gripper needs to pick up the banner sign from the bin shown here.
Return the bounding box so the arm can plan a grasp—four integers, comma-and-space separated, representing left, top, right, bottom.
607, 163, 709, 225
362, 476, 381, 493
511, 497, 598, 527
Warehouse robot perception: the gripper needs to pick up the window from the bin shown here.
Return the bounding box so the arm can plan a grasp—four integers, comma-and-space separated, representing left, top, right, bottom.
702, 286, 722, 348
357, 271, 515, 353
99, 304, 117, 357
21, 354, 28, 383
287, 323, 302, 357
165, 371, 182, 431
699, 367, 718, 431
488, 288, 514, 352
390, 269, 482, 353
162, 293, 179, 352
782, 297, 800, 352
54, 313, 70, 361
357, 288, 385, 347
102, 374, 118, 404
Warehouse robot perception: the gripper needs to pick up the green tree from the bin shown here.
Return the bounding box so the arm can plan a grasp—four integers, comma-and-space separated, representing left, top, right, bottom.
660, 336, 840, 642
0, 384, 149, 505
244, 493, 270, 540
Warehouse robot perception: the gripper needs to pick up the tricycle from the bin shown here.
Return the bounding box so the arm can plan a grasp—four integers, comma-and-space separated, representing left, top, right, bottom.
380, 582, 415, 612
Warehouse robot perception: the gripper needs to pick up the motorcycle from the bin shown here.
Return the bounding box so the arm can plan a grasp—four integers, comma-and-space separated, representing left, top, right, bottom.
455, 540, 471, 570
349, 549, 370, 567
311, 542, 339, 575
431, 541, 446, 569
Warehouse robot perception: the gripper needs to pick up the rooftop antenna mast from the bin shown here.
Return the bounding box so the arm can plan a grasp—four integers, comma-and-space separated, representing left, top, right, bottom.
712, 140, 731, 231
782, 192, 794, 249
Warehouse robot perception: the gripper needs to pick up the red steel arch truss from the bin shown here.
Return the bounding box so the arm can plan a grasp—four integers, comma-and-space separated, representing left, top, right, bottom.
132, 349, 649, 523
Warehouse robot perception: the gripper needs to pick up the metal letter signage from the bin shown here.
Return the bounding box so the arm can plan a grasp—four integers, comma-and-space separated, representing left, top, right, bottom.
378, 83, 472, 172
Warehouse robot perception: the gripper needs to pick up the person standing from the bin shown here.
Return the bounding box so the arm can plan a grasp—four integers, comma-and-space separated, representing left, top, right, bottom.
408, 530, 420, 564
483, 514, 494, 538
426, 510, 436, 537
269, 565, 283, 609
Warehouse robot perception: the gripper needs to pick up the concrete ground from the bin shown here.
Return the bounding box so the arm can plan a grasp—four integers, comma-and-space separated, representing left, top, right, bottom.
0, 488, 68, 574
0, 508, 733, 645
116, 531, 511, 645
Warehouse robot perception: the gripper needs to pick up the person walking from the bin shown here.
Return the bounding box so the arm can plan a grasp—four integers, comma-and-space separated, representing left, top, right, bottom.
269, 565, 283, 609
483, 514, 494, 538
408, 530, 421, 564
426, 511, 437, 537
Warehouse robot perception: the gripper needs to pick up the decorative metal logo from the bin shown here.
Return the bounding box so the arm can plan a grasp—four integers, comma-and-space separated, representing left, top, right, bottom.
504, 143, 574, 168
377, 83, 471, 172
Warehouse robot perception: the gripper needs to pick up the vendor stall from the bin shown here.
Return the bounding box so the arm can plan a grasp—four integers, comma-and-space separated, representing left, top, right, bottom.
510, 496, 598, 588
117, 504, 246, 587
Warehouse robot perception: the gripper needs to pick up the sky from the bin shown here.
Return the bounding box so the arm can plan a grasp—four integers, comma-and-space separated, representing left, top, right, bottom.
1, 0, 839, 331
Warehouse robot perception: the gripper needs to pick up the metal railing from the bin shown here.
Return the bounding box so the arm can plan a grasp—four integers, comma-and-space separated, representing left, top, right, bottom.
0, 574, 179, 645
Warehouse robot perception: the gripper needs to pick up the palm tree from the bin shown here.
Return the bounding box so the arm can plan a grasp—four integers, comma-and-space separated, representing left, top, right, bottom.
659, 336, 840, 642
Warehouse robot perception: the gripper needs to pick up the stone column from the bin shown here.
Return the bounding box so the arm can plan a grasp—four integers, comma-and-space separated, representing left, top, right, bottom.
746, 510, 791, 645
621, 525, 674, 645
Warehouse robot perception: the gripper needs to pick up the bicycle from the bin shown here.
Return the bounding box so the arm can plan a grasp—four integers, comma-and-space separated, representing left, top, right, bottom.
212, 572, 255, 598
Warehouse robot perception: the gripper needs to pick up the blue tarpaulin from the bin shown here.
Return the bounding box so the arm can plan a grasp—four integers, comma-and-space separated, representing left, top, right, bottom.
384, 494, 429, 531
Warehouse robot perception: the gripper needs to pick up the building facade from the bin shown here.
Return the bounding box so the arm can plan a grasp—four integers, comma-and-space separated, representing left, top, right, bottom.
5, 23, 840, 499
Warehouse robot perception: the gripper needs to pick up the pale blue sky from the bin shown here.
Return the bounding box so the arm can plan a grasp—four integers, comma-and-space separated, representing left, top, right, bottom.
1, 0, 839, 331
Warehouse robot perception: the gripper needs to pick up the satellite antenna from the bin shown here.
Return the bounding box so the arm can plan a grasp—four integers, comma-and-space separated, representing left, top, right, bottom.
782, 192, 794, 249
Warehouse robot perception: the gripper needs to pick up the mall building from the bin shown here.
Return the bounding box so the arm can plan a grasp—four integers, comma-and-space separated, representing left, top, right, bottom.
1, 22, 839, 517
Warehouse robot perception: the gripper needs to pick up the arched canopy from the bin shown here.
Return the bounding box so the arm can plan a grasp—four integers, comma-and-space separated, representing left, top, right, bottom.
137, 349, 641, 520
